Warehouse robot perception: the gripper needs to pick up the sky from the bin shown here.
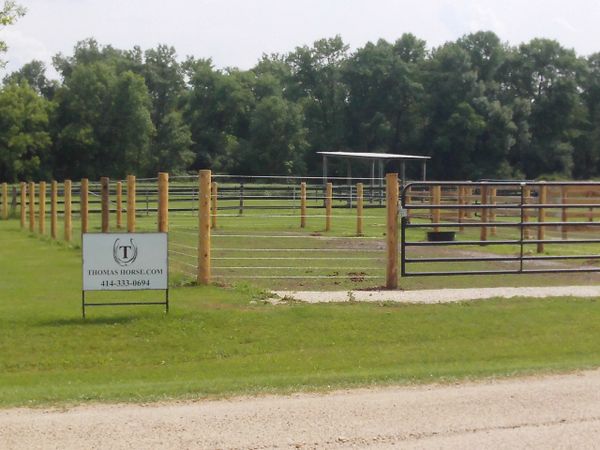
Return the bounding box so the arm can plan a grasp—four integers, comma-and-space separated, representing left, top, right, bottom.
2, 0, 600, 79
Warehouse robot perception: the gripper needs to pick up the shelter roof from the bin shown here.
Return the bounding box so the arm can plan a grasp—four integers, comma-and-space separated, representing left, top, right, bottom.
317, 151, 431, 161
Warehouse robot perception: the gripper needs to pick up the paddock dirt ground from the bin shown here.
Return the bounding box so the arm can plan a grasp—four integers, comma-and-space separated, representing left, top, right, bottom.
2, 369, 600, 449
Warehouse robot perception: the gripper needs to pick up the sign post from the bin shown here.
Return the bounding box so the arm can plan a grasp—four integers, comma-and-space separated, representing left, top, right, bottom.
82, 232, 168, 318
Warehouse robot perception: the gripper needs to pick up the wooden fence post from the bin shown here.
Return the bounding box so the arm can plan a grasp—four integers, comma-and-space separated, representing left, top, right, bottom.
158, 172, 169, 232
466, 183, 474, 218
20, 182, 26, 228
432, 185, 441, 232
51, 181, 57, 239
64, 180, 72, 242
127, 175, 136, 232
238, 182, 244, 216
357, 182, 364, 236
537, 183, 547, 253
116, 181, 122, 229
11, 185, 17, 216
1, 182, 7, 219
490, 187, 497, 236
38, 181, 46, 235
480, 184, 488, 242
523, 186, 531, 240
325, 182, 333, 231
458, 186, 465, 232
386, 173, 399, 289
80, 178, 89, 234
561, 186, 568, 240
101, 177, 110, 233
211, 181, 218, 229
28, 181, 35, 233
198, 170, 211, 285
300, 182, 307, 228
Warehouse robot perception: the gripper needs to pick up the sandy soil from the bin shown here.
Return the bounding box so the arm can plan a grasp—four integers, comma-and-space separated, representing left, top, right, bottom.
272, 284, 600, 304
2, 369, 600, 449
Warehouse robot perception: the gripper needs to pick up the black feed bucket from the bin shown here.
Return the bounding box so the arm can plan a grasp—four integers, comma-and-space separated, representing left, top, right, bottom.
427, 231, 456, 242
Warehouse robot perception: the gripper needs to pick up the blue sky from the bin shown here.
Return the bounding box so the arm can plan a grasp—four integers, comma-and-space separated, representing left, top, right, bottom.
2, 0, 600, 78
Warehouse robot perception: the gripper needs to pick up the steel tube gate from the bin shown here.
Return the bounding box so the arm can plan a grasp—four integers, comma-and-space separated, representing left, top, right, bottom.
400, 181, 600, 277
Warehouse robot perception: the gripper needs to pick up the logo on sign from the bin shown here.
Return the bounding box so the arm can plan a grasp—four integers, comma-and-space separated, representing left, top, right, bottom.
113, 238, 138, 266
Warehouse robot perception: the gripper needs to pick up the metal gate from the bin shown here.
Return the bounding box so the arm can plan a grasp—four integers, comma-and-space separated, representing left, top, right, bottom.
400, 181, 600, 277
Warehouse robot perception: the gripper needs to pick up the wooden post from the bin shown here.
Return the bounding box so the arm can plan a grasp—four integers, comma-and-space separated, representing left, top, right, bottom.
300, 182, 307, 228
51, 181, 57, 239
116, 181, 123, 229
386, 173, 399, 289
28, 181, 35, 232
480, 184, 488, 242
127, 175, 136, 232
198, 170, 211, 285
325, 182, 333, 231
1, 182, 7, 219
357, 182, 364, 236
80, 178, 89, 234
490, 187, 497, 236
38, 181, 46, 235
458, 186, 465, 232
537, 183, 547, 253
432, 185, 441, 232
158, 172, 169, 232
64, 180, 72, 242
11, 185, 17, 216
466, 184, 474, 218
238, 182, 244, 216
523, 186, 531, 240
561, 186, 568, 240
211, 181, 218, 229
101, 177, 110, 233
20, 182, 26, 228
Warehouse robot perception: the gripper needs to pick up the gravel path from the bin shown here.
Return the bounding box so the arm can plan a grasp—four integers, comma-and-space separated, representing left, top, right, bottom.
2, 369, 600, 449
272, 285, 600, 304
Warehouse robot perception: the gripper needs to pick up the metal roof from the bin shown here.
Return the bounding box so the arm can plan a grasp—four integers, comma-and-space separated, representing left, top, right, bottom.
318, 151, 431, 161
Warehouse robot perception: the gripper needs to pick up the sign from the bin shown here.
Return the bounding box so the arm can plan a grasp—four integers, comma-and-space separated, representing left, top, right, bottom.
82, 233, 168, 291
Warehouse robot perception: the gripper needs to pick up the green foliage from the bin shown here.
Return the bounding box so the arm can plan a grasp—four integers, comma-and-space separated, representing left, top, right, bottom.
5, 30, 600, 181
0, 82, 52, 182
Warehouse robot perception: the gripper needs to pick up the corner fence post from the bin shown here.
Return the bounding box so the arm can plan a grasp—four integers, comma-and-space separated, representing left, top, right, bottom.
357, 182, 364, 236
211, 181, 218, 229
158, 172, 169, 233
101, 177, 110, 233
1, 182, 7, 219
198, 170, 211, 285
386, 173, 399, 289
537, 183, 547, 253
28, 181, 35, 233
325, 182, 333, 231
51, 181, 57, 239
38, 181, 46, 235
80, 178, 89, 234
20, 182, 26, 228
127, 175, 136, 232
64, 180, 72, 242
116, 181, 123, 229
300, 181, 307, 228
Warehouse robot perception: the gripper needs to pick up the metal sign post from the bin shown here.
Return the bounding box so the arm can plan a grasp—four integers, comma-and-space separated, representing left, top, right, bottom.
81, 232, 169, 318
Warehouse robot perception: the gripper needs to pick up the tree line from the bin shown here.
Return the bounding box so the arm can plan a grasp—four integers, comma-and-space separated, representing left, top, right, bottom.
1, 31, 600, 183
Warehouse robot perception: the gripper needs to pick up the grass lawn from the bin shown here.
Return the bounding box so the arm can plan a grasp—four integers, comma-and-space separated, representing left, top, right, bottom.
2, 219, 600, 407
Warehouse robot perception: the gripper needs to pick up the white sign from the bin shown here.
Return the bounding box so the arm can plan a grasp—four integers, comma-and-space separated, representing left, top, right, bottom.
82, 233, 168, 291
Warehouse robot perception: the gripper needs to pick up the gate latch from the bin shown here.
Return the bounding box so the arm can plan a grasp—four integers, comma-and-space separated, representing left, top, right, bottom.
399, 208, 408, 218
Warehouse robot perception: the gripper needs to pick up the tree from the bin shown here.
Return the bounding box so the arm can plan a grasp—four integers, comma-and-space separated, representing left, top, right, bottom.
0, 1, 25, 68
3, 60, 57, 98
0, 82, 52, 182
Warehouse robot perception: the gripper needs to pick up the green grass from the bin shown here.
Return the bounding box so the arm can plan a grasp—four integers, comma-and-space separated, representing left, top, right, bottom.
2, 218, 600, 407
